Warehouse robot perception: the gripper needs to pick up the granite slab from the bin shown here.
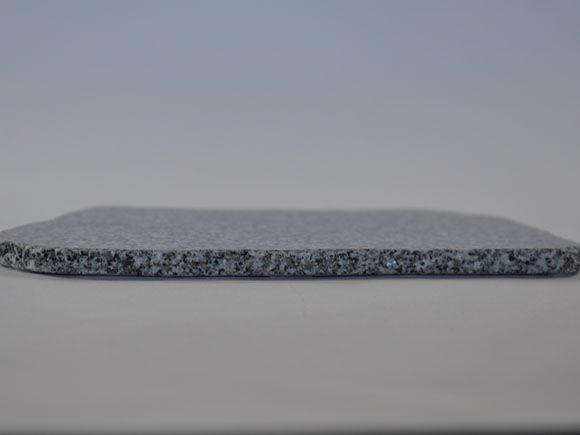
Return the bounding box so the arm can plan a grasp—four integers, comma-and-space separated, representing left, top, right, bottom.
0, 207, 579, 277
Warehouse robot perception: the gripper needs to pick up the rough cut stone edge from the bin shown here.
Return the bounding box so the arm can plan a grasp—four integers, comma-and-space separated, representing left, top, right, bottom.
1, 241, 579, 276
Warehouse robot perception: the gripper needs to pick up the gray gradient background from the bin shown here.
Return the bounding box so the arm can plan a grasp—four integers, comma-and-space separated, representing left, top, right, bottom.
1, 0, 580, 432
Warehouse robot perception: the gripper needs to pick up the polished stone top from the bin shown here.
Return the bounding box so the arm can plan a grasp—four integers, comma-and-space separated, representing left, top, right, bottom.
1, 207, 578, 276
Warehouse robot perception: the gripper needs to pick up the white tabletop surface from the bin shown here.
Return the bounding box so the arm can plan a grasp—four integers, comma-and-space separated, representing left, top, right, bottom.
1, 214, 579, 433
1, 1, 580, 432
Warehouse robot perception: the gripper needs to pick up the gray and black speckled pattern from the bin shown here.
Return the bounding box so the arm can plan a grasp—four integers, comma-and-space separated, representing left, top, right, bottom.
1, 207, 579, 277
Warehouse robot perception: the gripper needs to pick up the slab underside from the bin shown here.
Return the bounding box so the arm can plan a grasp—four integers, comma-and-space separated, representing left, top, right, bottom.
0, 207, 579, 277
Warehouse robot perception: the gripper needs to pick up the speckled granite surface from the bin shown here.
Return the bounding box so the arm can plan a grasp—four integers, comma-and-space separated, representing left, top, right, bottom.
0, 207, 579, 277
